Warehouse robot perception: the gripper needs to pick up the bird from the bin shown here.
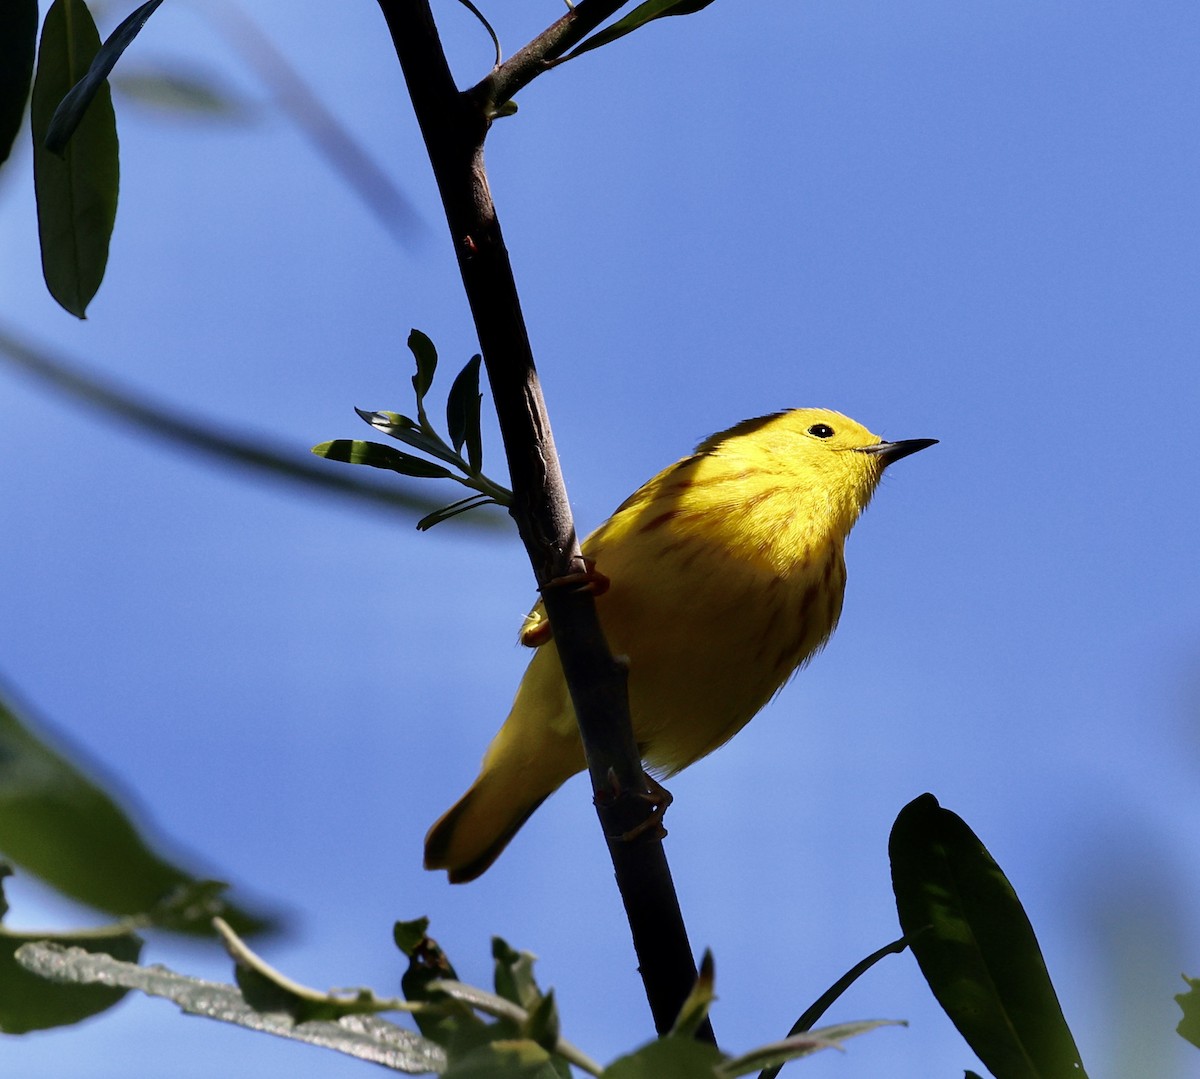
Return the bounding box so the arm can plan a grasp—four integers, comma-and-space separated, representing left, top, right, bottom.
424, 408, 936, 882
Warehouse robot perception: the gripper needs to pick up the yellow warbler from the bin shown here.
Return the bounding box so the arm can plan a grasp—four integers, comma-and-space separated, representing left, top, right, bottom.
425, 408, 935, 882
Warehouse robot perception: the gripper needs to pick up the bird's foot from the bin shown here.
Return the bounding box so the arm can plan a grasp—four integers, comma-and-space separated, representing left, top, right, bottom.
522, 559, 611, 647
540, 557, 610, 598
601, 768, 673, 844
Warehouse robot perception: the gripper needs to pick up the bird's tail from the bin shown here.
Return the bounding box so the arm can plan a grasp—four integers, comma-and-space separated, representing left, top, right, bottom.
424, 769, 552, 884
426, 644, 585, 882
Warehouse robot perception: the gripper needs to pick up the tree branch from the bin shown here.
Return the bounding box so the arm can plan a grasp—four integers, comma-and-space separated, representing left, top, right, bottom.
468, 0, 630, 112
374, 0, 713, 1042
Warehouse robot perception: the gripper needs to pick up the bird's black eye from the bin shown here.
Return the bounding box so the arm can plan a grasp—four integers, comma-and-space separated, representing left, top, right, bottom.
807, 423, 835, 439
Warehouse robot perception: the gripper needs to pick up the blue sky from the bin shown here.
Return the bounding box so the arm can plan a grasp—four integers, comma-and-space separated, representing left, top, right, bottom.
2, 1, 1199, 1075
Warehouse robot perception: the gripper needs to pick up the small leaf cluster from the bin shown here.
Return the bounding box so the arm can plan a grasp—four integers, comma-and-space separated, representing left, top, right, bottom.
313, 330, 513, 530
10, 897, 899, 1076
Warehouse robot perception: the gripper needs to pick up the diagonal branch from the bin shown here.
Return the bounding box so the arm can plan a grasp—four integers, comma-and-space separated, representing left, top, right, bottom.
374, 0, 714, 1043
468, 0, 630, 112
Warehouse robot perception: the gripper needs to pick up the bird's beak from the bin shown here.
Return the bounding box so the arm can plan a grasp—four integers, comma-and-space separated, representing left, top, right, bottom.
856, 438, 938, 465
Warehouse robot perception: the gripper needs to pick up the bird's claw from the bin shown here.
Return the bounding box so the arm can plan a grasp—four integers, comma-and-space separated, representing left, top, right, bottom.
602, 769, 672, 844
539, 557, 610, 599
522, 559, 611, 647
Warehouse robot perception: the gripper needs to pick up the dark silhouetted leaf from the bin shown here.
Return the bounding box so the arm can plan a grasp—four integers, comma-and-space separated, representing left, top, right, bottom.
408, 328, 438, 403
890, 794, 1087, 1078
568, 0, 718, 60
30, 0, 118, 317
0, 681, 272, 936
447, 354, 483, 472
416, 495, 500, 532
0, 0, 37, 166
313, 439, 455, 480
397, 918, 466, 1042
44, 0, 164, 154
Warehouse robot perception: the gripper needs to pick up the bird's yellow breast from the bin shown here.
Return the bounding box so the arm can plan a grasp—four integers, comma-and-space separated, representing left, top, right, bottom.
566, 445, 858, 773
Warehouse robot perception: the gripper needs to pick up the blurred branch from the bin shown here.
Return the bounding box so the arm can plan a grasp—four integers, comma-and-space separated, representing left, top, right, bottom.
0, 323, 496, 525
200, 0, 426, 244
375, 0, 712, 1042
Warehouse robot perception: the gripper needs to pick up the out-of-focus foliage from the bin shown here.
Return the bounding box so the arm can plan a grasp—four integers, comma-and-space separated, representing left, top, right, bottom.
0, 682, 272, 936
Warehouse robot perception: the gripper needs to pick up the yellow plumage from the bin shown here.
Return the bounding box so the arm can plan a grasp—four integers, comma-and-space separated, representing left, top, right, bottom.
425, 408, 935, 882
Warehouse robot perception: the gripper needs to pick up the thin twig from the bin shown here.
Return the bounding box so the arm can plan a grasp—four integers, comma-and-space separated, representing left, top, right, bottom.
468, 0, 630, 112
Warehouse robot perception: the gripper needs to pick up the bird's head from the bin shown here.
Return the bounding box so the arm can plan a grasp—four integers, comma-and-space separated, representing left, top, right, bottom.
695, 407, 937, 534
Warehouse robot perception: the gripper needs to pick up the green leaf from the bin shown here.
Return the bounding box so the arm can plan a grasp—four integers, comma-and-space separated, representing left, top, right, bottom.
443, 1040, 560, 1079
522, 989, 561, 1055
354, 407, 461, 466
44, 0, 164, 154
568, 0, 718, 60
1176, 975, 1200, 1048
16, 941, 446, 1071
0, 683, 271, 936
0, 0, 37, 167
493, 936, 540, 1010
214, 918, 394, 1024
890, 794, 1088, 1078
668, 949, 714, 1038
717, 1020, 902, 1077
428, 978, 600, 1076
601, 1035, 724, 1079
394, 917, 433, 958
408, 328, 438, 403
446, 354, 483, 472
31, 0, 118, 317
312, 439, 455, 480
396, 919, 470, 1044
416, 495, 500, 532
1, 924, 141, 1032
